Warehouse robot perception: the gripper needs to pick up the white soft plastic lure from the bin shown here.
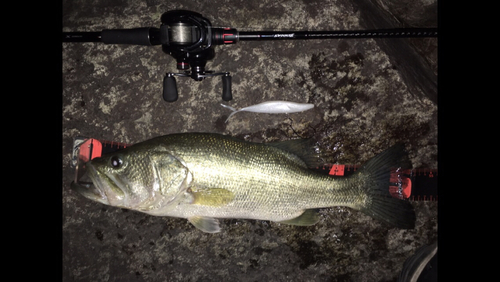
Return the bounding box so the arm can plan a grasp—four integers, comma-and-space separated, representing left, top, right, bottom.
221, 101, 314, 122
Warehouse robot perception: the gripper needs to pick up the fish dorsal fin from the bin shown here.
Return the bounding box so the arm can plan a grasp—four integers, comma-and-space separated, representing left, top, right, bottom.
191, 188, 234, 207
188, 216, 221, 233
266, 138, 321, 168
278, 209, 320, 226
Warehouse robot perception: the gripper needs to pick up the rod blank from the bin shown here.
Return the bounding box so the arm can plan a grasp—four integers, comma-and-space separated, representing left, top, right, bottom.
62, 32, 102, 42
238, 28, 437, 41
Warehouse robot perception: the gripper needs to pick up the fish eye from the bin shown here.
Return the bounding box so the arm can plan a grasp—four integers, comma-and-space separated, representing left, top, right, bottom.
110, 156, 123, 169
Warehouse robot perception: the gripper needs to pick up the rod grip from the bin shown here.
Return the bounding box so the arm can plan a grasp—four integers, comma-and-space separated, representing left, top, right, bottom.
101, 28, 159, 45
221, 75, 232, 101
163, 75, 178, 102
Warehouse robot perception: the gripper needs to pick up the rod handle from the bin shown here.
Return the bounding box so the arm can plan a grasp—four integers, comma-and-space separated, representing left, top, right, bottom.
101, 28, 160, 45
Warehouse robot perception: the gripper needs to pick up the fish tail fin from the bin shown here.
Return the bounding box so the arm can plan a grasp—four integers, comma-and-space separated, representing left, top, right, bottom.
355, 144, 416, 229
220, 104, 239, 122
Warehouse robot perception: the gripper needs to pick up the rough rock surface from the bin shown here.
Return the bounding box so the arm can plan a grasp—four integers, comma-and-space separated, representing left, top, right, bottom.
63, 0, 437, 281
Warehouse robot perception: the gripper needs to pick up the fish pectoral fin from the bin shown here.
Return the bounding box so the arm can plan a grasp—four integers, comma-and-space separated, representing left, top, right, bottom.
278, 209, 320, 226
191, 188, 234, 207
188, 216, 221, 233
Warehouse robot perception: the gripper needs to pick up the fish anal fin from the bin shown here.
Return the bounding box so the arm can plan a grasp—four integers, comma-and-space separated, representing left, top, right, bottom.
188, 216, 221, 233
278, 209, 320, 226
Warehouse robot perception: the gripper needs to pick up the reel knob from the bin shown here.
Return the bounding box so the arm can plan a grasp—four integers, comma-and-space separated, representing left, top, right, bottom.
163, 74, 178, 102
221, 74, 232, 101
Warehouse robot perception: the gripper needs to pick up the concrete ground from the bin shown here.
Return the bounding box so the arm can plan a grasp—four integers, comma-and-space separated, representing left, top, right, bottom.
62, 0, 437, 281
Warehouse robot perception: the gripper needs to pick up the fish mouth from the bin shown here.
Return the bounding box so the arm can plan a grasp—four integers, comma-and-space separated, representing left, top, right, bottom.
70, 163, 110, 205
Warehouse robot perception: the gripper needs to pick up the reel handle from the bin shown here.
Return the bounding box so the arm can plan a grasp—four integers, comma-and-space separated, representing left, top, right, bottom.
162, 72, 232, 102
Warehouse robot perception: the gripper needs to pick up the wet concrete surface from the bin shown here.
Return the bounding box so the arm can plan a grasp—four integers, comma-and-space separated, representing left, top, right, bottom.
62, 0, 437, 281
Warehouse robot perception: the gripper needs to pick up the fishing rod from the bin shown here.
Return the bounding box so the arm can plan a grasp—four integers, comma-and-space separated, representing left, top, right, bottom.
63, 10, 438, 102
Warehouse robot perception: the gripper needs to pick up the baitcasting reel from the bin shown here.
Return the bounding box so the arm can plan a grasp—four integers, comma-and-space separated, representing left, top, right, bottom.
159, 10, 236, 102
63, 9, 437, 102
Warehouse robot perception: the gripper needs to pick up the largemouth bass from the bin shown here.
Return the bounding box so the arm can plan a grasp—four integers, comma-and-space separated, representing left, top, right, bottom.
71, 133, 415, 233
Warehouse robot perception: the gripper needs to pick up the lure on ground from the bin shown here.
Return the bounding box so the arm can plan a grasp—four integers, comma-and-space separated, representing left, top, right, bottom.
221, 101, 314, 122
